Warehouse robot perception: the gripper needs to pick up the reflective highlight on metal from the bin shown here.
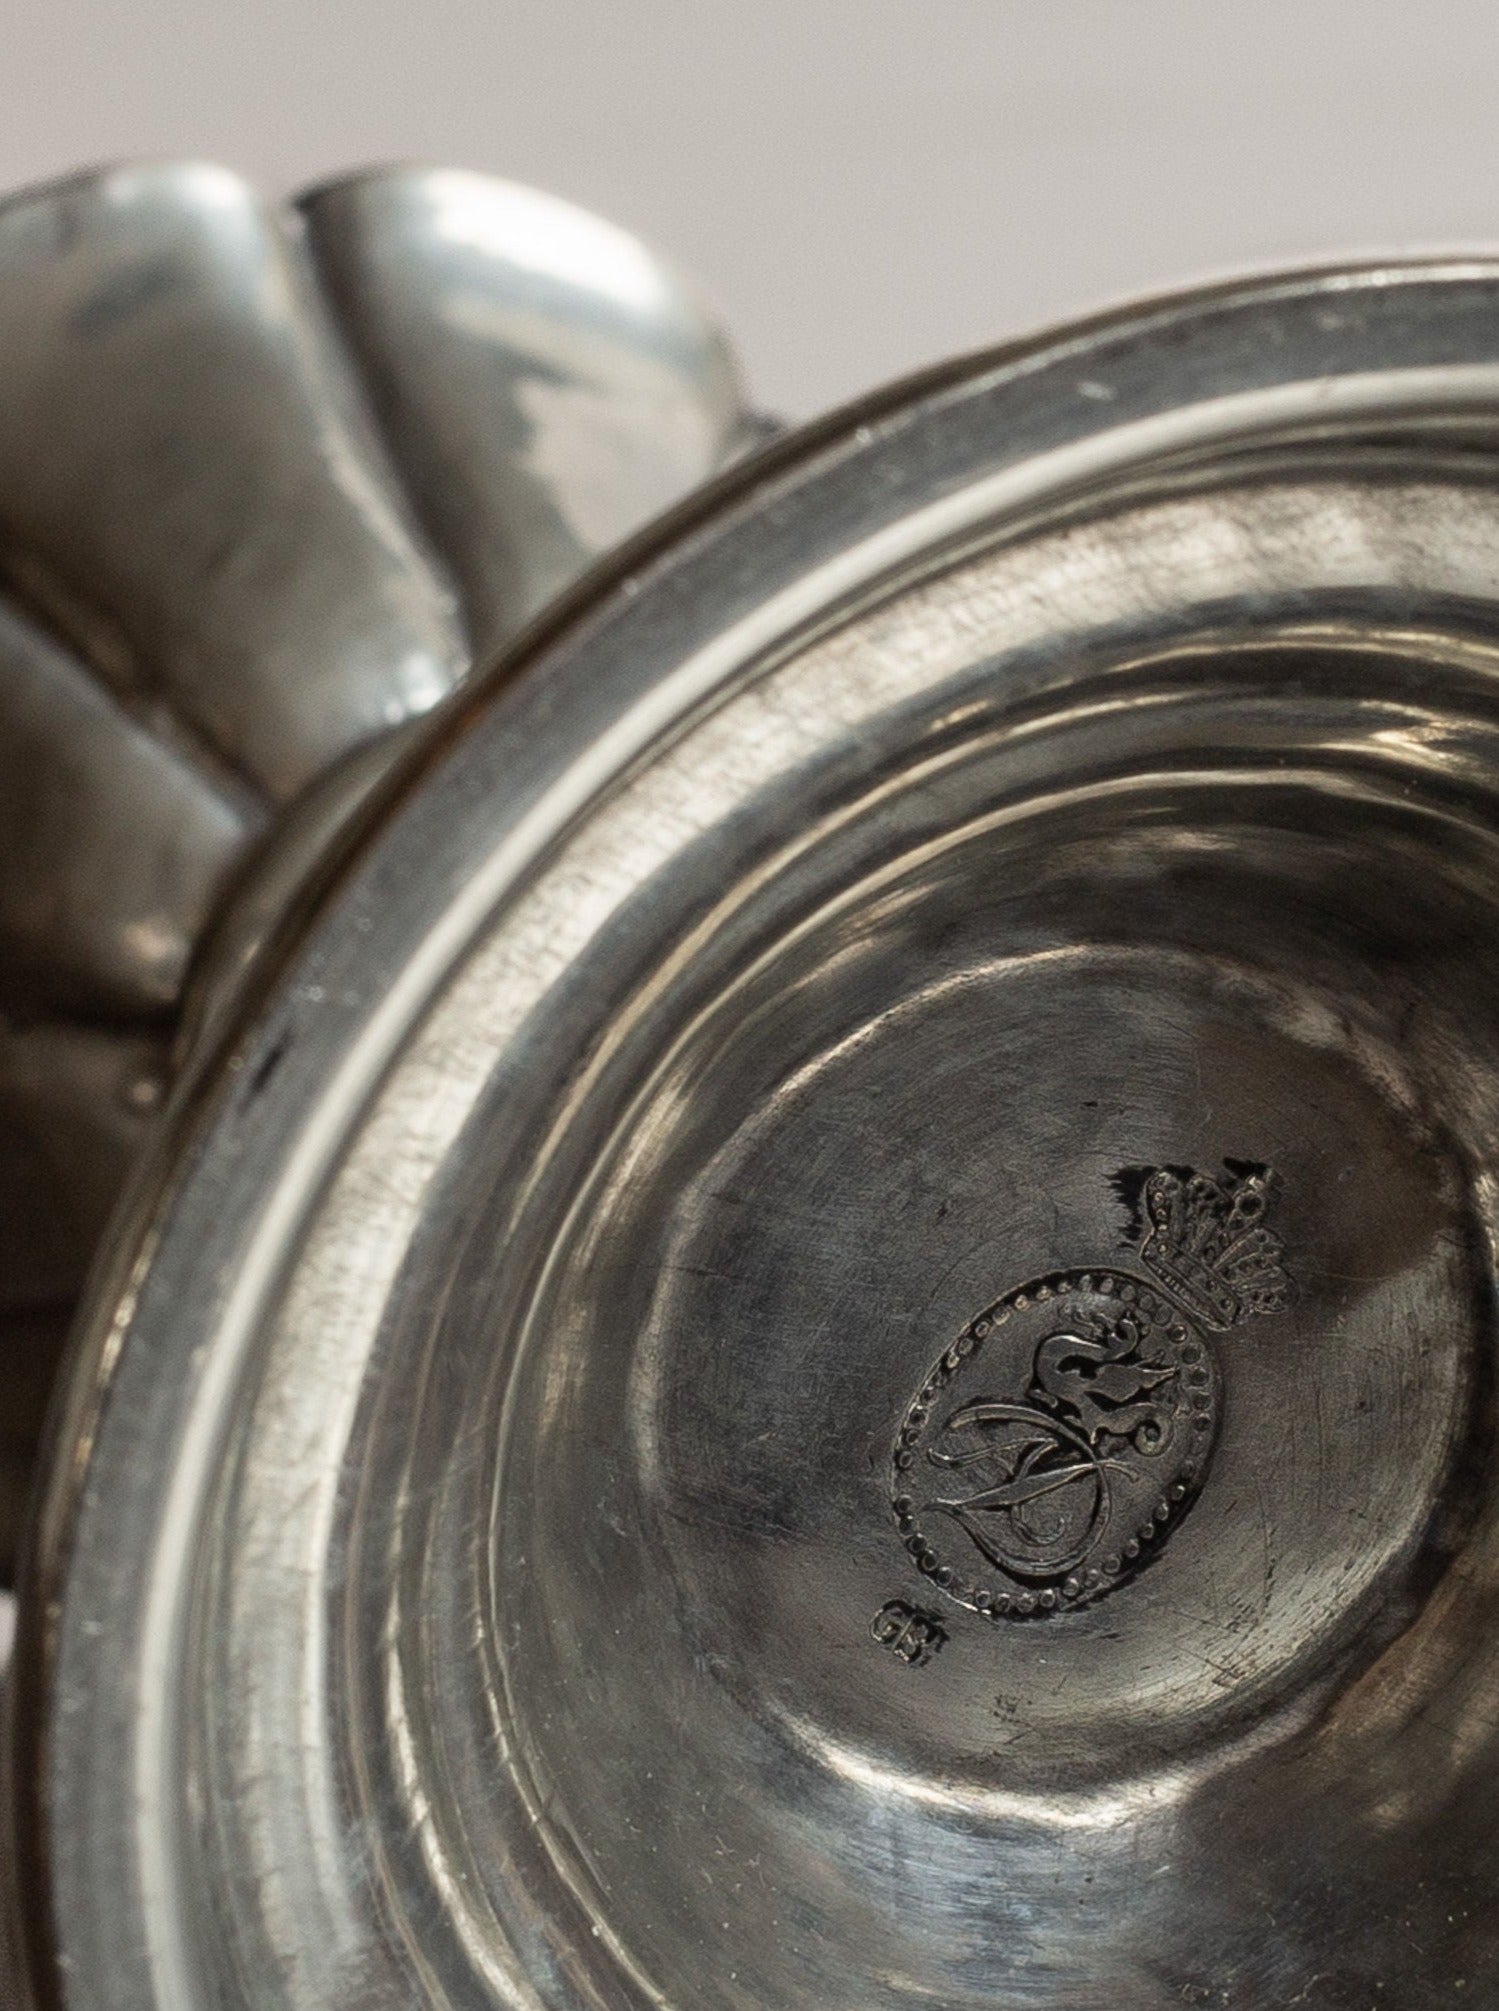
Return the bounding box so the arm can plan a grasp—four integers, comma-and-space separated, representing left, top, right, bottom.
9, 206, 1499, 2010
300, 168, 750, 658
0, 161, 747, 1579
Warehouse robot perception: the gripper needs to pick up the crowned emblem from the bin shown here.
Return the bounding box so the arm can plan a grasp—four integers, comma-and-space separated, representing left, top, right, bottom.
1138, 1166, 1290, 1329
887, 1161, 1291, 1619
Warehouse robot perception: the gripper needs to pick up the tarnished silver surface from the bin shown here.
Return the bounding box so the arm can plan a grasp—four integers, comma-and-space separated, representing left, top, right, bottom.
12, 253, 1499, 2010
0, 161, 465, 799
301, 168, 749, 659
0, 160, 747, 1577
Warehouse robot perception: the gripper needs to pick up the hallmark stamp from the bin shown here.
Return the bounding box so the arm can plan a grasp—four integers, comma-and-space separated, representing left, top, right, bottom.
890, 1162, 1291, 1619
871, 1600, 947, 1665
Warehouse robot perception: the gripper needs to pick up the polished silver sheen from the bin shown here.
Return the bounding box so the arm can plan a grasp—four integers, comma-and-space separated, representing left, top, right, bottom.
6, 179, 1499, 2011
0, 160, 747, 1580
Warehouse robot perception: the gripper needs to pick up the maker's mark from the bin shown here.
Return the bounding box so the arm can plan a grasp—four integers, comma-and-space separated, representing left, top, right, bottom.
889, 1162, 1292, 1619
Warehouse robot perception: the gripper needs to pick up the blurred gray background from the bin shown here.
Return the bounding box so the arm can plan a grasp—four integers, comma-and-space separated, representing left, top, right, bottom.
6, 0, 1499, 424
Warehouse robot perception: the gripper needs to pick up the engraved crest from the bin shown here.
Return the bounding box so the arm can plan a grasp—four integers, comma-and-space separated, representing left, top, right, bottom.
889, 1162, 1291, 1618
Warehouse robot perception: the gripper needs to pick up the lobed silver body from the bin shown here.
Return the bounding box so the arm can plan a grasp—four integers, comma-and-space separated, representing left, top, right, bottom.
3, 169, 1499, 2009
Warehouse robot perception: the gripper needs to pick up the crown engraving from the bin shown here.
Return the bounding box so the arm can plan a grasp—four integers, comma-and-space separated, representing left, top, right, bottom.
889, 1154, 1294, 1621
1136, 1163, 1290, 1331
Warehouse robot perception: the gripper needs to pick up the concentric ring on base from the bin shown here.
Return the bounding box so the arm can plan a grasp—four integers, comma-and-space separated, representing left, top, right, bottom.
22, 263, 1499, 2011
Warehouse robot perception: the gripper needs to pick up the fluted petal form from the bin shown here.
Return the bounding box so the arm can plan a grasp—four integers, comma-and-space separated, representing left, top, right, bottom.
0, 162, 467, 799
302, 168, 747, 660
0, 160, 756, 1583
0, 594, 258, 1020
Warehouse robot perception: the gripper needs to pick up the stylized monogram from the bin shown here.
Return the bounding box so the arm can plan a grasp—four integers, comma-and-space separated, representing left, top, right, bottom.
888, 1162, 1291, 1619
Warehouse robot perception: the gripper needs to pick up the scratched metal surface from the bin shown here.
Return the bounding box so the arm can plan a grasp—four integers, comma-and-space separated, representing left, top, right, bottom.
0, 160, 746, 1579
14, 256, 1499, 2007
